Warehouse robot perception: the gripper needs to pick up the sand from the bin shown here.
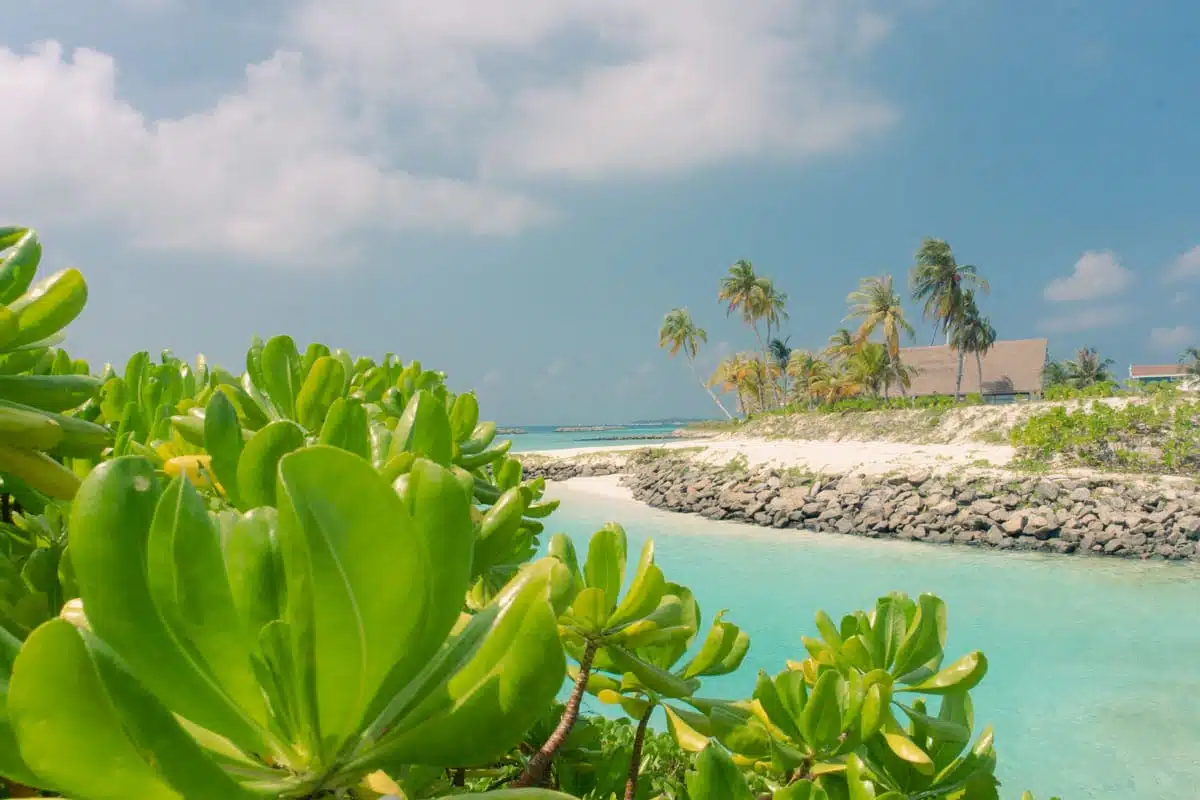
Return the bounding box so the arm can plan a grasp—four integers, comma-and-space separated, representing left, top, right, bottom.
558, 473, 633, 500
526, 435, 1015, 476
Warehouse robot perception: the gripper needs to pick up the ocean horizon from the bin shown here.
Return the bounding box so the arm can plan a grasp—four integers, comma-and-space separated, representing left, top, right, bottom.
505, 420, 714, 452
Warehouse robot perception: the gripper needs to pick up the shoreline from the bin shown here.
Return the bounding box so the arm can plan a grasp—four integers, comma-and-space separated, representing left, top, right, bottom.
520, 439, 1200, 562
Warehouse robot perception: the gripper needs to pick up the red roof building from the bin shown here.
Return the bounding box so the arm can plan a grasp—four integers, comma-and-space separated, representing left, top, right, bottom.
1129, 364, 1188, 381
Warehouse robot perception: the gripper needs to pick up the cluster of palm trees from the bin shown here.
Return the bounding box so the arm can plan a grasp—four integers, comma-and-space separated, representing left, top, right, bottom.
1041, 347, 1116, 389
657, 239, 1000, 418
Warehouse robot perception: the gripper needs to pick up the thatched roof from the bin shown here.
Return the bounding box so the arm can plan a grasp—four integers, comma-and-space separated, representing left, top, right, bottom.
890, 338, 1048, 397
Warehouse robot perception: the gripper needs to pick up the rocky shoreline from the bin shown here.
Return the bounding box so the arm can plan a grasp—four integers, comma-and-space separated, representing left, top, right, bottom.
522, 455, 1200, 561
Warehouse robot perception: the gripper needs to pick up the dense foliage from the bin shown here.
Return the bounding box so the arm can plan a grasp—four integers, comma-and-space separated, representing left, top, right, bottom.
0, 228, 1060, 799
660, 240, 1002, 419
1011, 394, 1200, 474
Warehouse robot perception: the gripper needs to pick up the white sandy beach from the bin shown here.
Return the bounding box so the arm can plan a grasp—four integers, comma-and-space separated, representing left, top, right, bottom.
526, 435, 1015, 476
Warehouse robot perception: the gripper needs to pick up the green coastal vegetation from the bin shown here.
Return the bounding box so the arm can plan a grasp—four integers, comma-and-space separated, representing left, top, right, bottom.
0, 227, 1067, 799
658, 239, 1200, 476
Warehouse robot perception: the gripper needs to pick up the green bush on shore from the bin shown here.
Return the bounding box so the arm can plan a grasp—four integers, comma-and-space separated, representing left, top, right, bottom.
1011, 395, 1200, 474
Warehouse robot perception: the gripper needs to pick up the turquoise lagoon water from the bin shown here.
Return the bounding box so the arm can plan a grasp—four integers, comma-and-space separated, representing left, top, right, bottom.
544, 483, 1200, 800
506, 424, 694, 452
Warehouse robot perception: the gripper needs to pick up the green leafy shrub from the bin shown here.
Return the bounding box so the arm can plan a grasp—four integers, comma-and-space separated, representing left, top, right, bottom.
0, 227, 109, 502
1, 446, 567, 798
1011, 397, 1200, 474
1042, 381, 1123, 401
750, 393, 984, 419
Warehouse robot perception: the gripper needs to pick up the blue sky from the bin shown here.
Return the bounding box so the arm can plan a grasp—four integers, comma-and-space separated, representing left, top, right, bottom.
1, 0, 1196, 424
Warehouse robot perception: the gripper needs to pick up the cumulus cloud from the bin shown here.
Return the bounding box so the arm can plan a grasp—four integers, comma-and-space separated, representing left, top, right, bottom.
2, 1, 904, 264
1164, 245, 1200, 282
0, 43, 546, 264
292, 0, 899, 180
1043, 250, 1133, 303
1036, 305, 1130, 334
1149, 325, 1195, 351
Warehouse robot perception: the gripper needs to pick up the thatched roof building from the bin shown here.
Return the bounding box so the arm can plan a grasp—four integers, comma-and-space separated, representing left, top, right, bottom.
891, 338, 1048, 398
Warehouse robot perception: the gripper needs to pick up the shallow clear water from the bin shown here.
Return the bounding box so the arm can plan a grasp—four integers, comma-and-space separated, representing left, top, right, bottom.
506, 424, 692, 451
544, 483, 1200, 800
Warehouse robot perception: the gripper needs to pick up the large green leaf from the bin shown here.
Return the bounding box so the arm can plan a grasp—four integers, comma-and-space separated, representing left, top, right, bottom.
352, 558, 566, 770
685, 743, 753, 800
801, 669, 844, 751
0, 229, 41, 306
8, 619, 254, 799
682, 612, 749, 679
295, 356, 345, 431
68, 457, 268, 755
317, 397, 370, 459
275, 448, 474, 759
259, 335, 303, 420
891, 594, 946, 679
390, 390, 454, 465
145, 476, 266, 727
448, 392, 479, 442
0, 626, 39, 786
220, 507, 284, 640
583, 523, 626, 615
204, 390, 244, 509
5, 268, 87, 350
237, 421, 306, 508
605, 538, 664, 630
901, 651, 988, 695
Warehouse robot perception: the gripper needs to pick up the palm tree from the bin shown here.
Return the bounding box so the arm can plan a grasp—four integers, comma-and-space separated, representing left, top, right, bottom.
769, 336, 792, 399
719, 260, 769, 409
845, 342, 891, 399
1180, 346, 1200, 377
1064, 347, 1115, 388
884, 353, 919, 402
1042, 358, 1069, 390
845, 275, 915, 358
949, 292, 996, 401
758, 279, 789, 406
909, 238, 989, 345
658, 308, 734, 419
824, 328, 857, 364
710, 353, 773, 416
786, 350, 831, 409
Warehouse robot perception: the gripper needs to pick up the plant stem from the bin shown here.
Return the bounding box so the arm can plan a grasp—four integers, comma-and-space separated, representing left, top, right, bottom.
624, 704, 655, 800
512, 638, 599, 788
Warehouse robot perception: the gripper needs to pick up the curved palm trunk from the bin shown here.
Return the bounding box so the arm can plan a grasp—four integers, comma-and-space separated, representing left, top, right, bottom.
514, 639, 599, 788
688, 357, 733, 419
624, 704, 655, 800
976, 351, 984, 398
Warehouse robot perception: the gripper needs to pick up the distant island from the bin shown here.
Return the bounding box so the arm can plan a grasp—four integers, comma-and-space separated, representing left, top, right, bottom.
497, 427, 528, 435
627, 417, 713, 426
554, 425, 623, 432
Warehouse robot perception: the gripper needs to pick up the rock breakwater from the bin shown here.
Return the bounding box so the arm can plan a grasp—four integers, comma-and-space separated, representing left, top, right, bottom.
523, 455, 1200, 561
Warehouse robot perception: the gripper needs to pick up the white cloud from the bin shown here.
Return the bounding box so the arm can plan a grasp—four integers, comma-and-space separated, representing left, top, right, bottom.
1164, 246, 1200, 282
1036, 305, 1130, 334
292, 0, 900, 180
1173, 290, 1190, 305
1149, 325, 1194, 351
1043, 250, 1133, 303
0, 42, 546, 264
2, 1, 904, 263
